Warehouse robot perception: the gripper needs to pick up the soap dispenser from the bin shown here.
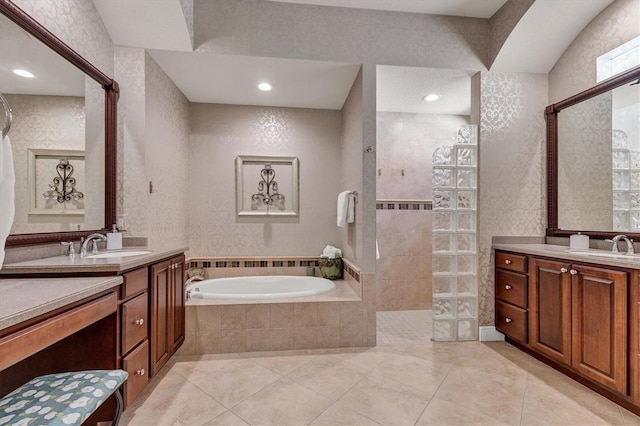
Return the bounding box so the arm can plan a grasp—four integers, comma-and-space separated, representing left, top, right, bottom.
106, 224, 123, 250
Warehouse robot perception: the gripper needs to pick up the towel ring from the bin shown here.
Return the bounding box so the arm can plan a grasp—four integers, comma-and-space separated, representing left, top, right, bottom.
1, 93, 11, 139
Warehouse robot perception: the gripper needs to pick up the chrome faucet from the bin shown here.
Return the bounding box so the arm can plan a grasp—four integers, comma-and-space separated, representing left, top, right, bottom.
80, 233, 107, 257
606, 234, 635, 255
184, 275, 204, 301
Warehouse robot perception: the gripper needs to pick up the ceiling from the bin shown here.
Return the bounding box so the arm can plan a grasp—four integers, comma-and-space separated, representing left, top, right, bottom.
266, 0, 509, 18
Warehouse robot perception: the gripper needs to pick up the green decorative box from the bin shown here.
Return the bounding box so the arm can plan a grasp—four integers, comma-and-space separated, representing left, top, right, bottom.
319, 257, 343, 280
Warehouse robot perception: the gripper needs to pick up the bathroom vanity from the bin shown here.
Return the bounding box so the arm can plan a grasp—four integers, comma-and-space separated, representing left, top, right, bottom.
0, 248, 186, 410
494, 243, 640, 414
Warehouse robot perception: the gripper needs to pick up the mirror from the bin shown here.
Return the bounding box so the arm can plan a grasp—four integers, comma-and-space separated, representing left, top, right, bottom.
547, 65, 640, 239
0, 2, 117, 247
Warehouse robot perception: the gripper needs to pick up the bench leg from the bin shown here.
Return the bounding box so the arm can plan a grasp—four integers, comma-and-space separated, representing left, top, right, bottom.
113, 388, 124, 426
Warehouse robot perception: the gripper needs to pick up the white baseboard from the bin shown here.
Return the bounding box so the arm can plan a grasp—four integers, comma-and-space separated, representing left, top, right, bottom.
479, 326, 505, 342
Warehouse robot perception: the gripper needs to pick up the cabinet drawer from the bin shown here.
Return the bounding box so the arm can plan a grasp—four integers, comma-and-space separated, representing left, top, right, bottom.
122, 293, 148, 355
495, 269, 527, 308
496, 300, 527, 343
122, 339, 149, 408
122, 267, 149, 299
496, 251, 527, 273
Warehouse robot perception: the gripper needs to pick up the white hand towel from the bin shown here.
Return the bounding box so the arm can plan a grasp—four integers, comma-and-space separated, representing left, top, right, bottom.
376, 239, 380, 260
346, 193, 355, 224
0, 136, 15, 267
337, 190, 351, 228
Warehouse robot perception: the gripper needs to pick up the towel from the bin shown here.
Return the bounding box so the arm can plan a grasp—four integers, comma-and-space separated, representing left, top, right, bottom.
321, 245, 342, 259
0, 136, 15, 267
347, 193, 355, 224
337, 190, 351, 227
376, 239, 380, 260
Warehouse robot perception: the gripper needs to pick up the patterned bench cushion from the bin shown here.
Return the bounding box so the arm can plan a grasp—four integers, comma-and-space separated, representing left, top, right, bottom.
0, 370, 128, 426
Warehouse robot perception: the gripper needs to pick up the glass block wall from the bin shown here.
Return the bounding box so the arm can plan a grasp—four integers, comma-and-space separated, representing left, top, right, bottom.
431, 124, 478, 341
612, 129, 640, 231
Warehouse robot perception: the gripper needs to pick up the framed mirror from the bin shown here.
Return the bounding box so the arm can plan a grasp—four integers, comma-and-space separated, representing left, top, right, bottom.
547, 65, 640, 239
0, 1, 117, 246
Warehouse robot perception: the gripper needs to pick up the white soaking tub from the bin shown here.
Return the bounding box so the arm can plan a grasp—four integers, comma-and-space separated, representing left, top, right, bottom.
186, 275, 336, 300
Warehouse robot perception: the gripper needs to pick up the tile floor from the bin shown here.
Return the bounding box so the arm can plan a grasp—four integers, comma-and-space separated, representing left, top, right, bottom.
122, 310, 640, 425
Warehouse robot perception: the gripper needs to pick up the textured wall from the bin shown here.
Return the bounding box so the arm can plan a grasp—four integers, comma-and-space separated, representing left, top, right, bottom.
549, 0, 640, 103
488, 0, 535, 69
188, 103, 343, 257
478, 72, 548, 327
375, 112, 469, 311
6, 95, 91, 234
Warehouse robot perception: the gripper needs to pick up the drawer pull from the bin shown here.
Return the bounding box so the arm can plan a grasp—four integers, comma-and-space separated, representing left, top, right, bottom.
570, 269, 578, 275
134, 319, 145, 326
505, 318, 512, 323
560, 267, 567, 273
504, 285, 512, 290
504, 259, 512, 265
136, 369, 145, 376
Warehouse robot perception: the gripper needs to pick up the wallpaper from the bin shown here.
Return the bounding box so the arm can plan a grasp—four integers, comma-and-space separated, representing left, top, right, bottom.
6, 94, 97, 235
188, 103, 343, 258
478, 72, 548, 327
557, 93, 613, 230
549, 0, 640, 103
488, 0, 535, 69
12, 0, 114, 76
179, 0, 194, 48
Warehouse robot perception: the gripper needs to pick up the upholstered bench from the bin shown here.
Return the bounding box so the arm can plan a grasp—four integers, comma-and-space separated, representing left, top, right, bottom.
0, 370, 128, 426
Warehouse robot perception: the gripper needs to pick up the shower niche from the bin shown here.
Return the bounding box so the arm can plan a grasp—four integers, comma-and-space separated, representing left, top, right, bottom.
431, 124, 478, 341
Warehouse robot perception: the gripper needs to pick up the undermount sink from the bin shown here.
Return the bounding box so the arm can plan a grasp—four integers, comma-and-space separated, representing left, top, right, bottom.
568, 250, 640, 259
85, 250, 152, 259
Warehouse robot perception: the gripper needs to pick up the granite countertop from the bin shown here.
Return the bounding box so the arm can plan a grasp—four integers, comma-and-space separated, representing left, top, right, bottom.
0, 276, 123, 331
0, 246, 189, 275
493, 243, 640, 269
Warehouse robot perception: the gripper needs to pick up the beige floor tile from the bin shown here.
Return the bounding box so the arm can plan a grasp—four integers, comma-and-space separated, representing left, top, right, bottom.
310, 404, 382, 425
286, 356, 369, 400
370, 351, 453, 395
333, 374, 431, 425
231, 378, 333, 426
434, 366, 526, 424
121, 370, 226, 426
416, 396, 511, 425
250, 353, 317, 375
621, 408, 640, 424
203, 410, 250, 425
175, 358, 282, 409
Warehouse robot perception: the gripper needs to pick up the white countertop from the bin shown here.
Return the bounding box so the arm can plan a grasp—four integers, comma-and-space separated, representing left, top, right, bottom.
493, 243, 640, 269
0, 276, 123, 331
0, 246, 188, 275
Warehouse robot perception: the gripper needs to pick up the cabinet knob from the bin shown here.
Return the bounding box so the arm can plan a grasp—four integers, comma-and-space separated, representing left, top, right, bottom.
505, 285, 512, 290
560, 268, 567, 273
136, 369, 145, 376
505, 318, 512, 323
504, 259, 512, 265
570, 269, 578, 275
134, 319, 144, 326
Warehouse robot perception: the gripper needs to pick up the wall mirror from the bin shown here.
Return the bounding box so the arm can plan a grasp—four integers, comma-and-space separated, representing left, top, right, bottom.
547, 65, 640, 239
235, 155, 299, 217
0, 1, 117, 246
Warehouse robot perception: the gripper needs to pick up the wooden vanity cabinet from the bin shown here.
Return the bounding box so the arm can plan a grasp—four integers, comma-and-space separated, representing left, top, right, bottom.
496, 250, 633, 408
495, 252, 528, 344
150, 255, 185, 377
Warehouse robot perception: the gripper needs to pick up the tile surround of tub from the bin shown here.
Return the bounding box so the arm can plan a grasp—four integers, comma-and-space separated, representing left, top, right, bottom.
181, 258, 375, 354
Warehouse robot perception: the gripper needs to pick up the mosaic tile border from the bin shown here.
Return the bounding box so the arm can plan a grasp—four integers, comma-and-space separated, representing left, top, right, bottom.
187, 257, 361, 283
376, 200, 432, 210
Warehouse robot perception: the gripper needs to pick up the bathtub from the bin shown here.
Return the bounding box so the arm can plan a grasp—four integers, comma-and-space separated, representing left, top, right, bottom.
186, 275, 336, 300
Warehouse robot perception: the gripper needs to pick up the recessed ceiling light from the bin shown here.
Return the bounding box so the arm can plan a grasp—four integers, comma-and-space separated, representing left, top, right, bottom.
422, 93, 439, 102
13, 69, 34, 78
258, 82, 272, 91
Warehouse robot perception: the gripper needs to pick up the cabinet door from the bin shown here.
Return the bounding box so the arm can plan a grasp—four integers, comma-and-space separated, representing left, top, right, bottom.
170, 256, 186, 354
571, 264, 627, 394
530, 258, 572, 365
150, 259, 171, 377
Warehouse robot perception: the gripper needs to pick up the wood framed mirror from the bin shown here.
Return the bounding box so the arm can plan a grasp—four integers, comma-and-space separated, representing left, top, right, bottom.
0, 0, 117, 247
546, 65, 640, 239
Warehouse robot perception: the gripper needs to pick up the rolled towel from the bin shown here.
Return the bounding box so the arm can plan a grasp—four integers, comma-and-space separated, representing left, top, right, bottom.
337, 191, 351, 227
321, 245, 342, 259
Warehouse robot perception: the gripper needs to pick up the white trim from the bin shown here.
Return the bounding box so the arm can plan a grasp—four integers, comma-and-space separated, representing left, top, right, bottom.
479, 326, 505, 342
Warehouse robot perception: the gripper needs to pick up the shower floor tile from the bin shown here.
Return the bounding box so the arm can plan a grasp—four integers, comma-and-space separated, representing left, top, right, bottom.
376, 309, 432, 344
